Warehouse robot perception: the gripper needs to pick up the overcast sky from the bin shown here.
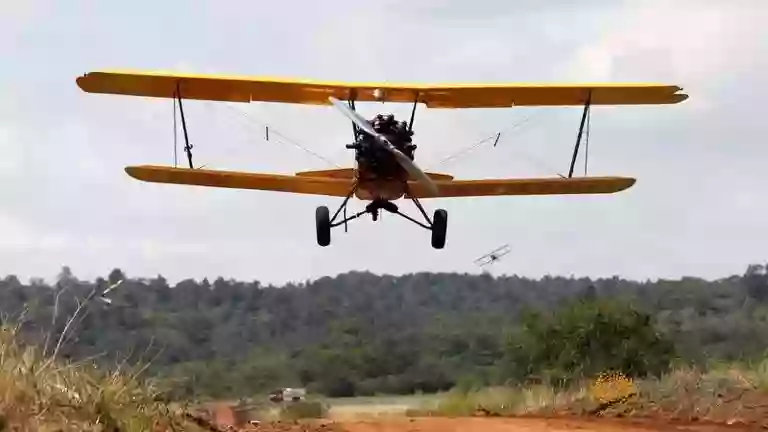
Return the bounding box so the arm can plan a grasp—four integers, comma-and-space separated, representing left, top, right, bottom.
1, 0, 767, 285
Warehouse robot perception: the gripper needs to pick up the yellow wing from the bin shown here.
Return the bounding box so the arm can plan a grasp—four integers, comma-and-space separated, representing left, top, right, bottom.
125, 166, 634, 198
408, 176, 636, 198
77, 70, 688, 107
295, 168, 454, 181
125, 165, 353, 197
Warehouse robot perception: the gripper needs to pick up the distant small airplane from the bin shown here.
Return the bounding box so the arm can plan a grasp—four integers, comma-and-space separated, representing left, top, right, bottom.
76, 71, 688, 249
97, 279, 123, 306
475, 244, 512, 268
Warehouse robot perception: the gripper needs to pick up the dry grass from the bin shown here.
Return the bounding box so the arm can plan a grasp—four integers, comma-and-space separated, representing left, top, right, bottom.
408, 366, 768, 427
406, 384, 590, 417
0, 321, 208, 431
613, 363, 768, 424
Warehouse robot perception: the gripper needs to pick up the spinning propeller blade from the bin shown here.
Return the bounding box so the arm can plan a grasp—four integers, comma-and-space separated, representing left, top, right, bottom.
328, 97, 439, 196
328, 97, 378, 137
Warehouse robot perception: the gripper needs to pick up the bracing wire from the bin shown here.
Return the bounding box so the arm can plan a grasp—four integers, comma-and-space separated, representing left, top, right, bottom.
203, 100, 562, 177
214, 102, 341, 168
430, 109, 570, 178
430, 109, 554, 171
432, 111, 539, 167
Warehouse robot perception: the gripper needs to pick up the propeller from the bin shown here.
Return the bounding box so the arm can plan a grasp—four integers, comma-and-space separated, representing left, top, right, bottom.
328, 97, 439, 196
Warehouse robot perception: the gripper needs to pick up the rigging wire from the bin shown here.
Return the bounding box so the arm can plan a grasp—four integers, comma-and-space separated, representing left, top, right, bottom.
430, 109, 548, 169
201, 100, 564, 177
214, 102, 342, 168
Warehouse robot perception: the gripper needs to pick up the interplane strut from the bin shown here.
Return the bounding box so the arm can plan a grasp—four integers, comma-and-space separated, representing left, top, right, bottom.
568, 91, 592, 178
173, 82, 195, 169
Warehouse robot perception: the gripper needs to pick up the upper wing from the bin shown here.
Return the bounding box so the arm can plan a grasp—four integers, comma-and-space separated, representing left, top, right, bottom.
125, 165, 353, 197
76, 70, 688, 108
408, 176, 636, 198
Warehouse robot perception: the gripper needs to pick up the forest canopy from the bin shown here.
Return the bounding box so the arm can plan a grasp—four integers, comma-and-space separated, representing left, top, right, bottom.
1, 263, 767, 399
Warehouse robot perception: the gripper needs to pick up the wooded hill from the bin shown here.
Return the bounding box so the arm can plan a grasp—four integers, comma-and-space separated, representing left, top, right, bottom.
1, 263, 767, 399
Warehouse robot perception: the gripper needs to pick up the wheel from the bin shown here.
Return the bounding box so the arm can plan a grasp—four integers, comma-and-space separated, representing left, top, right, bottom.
316, 206, 331, 246
431, 209, 447, 249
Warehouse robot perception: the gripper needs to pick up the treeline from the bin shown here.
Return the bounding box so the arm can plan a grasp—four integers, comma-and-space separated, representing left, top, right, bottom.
1, 264, 767, 399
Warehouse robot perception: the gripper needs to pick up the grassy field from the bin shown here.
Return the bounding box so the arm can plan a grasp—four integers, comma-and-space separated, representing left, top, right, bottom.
322, 394, 444, 419
260, 366, 768, 427
272, 364, 768, 424
402, 367, 768, 426
4, 316, 768, 430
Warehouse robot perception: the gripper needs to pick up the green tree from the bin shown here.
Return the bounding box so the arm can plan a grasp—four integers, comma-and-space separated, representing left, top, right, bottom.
744, 264, 768, 302
4, 262, 768, 399
500, 298, 675, 385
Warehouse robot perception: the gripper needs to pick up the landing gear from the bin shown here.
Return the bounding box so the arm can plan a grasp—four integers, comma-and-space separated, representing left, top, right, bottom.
316, 206, 331, 247
315, 184, 448, 249
431, 209, 447, 249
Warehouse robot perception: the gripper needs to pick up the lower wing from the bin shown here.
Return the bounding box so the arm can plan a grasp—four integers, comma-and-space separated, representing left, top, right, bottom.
408, 177, 636, 198
295, 167, 454, 181
124, 165, 353, 197
124, 166, 635, 198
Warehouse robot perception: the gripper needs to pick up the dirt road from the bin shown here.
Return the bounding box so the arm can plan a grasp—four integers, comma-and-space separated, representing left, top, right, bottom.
253, 417, 762, 432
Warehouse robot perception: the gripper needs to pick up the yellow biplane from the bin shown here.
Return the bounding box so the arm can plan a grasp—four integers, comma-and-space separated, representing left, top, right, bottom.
76, 71, 688, 249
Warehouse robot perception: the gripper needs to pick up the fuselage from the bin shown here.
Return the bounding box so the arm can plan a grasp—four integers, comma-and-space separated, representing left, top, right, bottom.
353, 159, 410, 201
349, 113, 416, 201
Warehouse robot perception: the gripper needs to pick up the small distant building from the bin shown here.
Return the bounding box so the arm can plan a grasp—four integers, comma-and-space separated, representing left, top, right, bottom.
268, 387, 306, 403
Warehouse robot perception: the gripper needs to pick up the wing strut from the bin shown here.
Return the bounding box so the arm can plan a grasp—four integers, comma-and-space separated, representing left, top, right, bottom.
348, 89, 359, 140
407, 94, 420, 132
175, 82, 195, 169
567, 91, 592, 178
172, 96, 178, 167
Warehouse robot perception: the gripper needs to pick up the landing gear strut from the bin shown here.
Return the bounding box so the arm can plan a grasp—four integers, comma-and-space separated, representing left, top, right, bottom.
314, 185, 448, 249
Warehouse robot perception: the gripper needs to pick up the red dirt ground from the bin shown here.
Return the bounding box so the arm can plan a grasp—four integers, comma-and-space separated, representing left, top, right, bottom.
240, 417, 766, 432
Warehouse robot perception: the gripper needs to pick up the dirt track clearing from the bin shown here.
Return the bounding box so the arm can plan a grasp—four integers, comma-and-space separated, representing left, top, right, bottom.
253, 417, 763, 432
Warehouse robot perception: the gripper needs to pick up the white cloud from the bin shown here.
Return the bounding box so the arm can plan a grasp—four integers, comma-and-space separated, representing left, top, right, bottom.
0, 1, 43, 50
1, 0, 767, 284
0, 125, 24, 176
564, 1, 766, 84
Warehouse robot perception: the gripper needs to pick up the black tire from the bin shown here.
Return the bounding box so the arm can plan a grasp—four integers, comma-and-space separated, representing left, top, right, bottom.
431, 209, 447, 249
316, 206, 331, 246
